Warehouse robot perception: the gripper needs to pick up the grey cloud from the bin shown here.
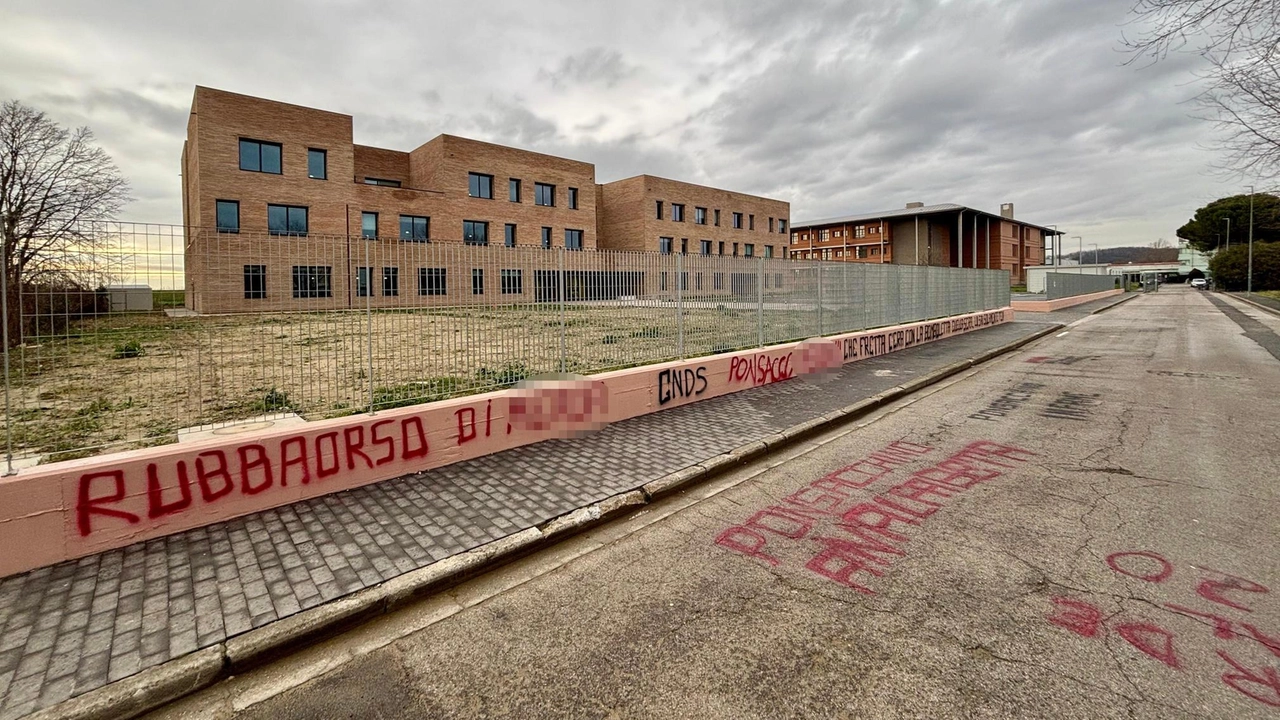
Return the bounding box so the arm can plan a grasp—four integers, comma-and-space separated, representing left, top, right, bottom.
539, 47, 637, 90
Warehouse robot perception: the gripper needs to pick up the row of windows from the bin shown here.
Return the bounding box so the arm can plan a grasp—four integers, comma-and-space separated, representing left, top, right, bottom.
239, 139, 329, 180
469, 173, 577, 209
658, 237, 775, 258
654, 201, 787, 234
793, 246, 885, 260
244, 265, 526, 299
793, 224, 881, 243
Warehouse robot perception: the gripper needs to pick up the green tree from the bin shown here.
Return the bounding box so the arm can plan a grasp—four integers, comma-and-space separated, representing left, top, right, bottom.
1175, 193, 1280, 253
1209, 243, 1280, 291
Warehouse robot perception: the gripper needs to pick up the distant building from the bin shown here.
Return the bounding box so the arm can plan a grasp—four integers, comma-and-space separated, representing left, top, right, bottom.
788, 202, 1061, 286
1178, 243, 1210, 274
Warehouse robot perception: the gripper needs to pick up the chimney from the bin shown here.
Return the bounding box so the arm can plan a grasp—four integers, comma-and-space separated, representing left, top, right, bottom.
905, 201, 924, 209
1000, 202, 1014, 219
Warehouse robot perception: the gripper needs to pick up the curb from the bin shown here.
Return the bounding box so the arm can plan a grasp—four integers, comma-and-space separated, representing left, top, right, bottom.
34, 322, 1063, 720
1227, 292, 1280, 317
1090, 293, 1138, 314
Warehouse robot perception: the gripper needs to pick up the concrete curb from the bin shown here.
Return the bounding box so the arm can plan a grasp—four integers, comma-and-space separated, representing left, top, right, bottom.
1227, 292, 1280, 317
37, 321, 1064, 720
1089, 293, 1138, 314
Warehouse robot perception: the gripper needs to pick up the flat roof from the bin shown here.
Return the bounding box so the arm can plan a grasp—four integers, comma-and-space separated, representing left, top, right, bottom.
794, 203, 1062, 236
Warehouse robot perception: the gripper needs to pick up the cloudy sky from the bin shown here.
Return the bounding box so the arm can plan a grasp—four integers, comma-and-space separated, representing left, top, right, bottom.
0, 0, 1245, 250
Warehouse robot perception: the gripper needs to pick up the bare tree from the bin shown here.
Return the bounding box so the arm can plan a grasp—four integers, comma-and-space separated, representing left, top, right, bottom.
1123, 0, 1280, 181
0, 100, 130, 341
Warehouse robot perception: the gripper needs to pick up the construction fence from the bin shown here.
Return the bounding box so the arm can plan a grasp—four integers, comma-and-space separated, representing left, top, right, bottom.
1044, 271, 1121, 300
2, 222, 1011, 466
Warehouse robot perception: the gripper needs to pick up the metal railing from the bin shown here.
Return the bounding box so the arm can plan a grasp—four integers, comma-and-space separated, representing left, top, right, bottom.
2, 222, 1011, 466
1045, 272, 1121, 300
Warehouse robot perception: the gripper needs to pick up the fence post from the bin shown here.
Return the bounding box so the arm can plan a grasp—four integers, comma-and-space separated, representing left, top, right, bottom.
1, 243, 13, 476
757, 256, 764, 347
365, 236, 375, 415
677, 252, 685, 358
816, 261, 823, 336
558, 247, 567, 373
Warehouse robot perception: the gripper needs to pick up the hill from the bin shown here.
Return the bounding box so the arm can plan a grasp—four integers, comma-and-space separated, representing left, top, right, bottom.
1061, 246, 1179, 265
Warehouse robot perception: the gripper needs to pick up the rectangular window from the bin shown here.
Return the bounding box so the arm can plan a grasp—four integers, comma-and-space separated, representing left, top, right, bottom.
656, 200, 664, 220
356, 267, 372, 297
744, 243, 754, 257
661, 272, 668, 292
768, 217, 774, 233
696, 273, 703, 291
382, 267, 399, 296
659, 237, 673, 255
216, 200, 239, 233
541, 226, 552, 249
501, 269, 523, 295
733, 243, 739, 256
307, 148, 327, 180
672, 203, 685, 222
820, 229, 830, 241
732, 212, 743, 229
855, 225, 866, 238
291, 266, 332, 298
243, 265, 266, 299
680, 238, 688, 254
364, 177, 401, 187
268, 204, 308, 236
239, 138, 281, 174
568, 187, 578, 209
472, 268, 484, 295
765, 245, 774, 258
775, 273, 782, 287
504, 223, 517, 247
779, 219, 787, 234
418, 268, 446, 296
361, 212, 378, 239
468, 172, 493, 199
713, 273, 724, 290
718, 241, 725, 255
509, 178, 521, 202
714, 209, 721, 227
399, 215, 429, 242
565, 228, 584, 250
695, 207, 707, 225
463, 220, 489, 246
749, 214, 755, 231
700, 240, 711, 255
535, 182, 555, 206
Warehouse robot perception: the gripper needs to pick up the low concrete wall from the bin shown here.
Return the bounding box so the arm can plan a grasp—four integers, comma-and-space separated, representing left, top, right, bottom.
1011, 289, 1124, 313
0, 307, 1013, 578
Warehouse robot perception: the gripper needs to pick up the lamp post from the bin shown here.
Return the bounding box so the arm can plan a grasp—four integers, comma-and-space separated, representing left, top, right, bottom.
1049, 224, 1058, 265
1071, 236, 1083, 273
1089, 243, 1099, 267
1247, 185, 1254, 294
1224, 216, 1231, 252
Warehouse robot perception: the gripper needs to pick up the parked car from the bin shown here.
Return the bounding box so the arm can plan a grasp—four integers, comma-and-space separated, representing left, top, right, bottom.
1190, 278, 1208, 289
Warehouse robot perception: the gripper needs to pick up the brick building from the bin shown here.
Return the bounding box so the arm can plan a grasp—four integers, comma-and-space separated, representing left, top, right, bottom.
788, 202, 1059, 285
181, 87, 790, 312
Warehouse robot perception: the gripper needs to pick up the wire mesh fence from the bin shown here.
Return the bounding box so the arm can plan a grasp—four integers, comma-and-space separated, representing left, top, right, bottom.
2, 222, 1010, 465
1044, 271, 1121, 299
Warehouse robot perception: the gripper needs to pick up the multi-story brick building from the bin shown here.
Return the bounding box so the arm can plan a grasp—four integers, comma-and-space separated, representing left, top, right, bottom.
788, 202, 1058, 285
181, 86, 790, 312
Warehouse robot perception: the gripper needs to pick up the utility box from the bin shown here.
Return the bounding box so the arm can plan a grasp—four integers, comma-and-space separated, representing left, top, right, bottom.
105, 285, 153, 312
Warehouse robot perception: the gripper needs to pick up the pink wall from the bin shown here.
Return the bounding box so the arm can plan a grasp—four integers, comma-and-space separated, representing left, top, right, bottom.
0, 308, 1013, 578
1011, 289, 1123, 312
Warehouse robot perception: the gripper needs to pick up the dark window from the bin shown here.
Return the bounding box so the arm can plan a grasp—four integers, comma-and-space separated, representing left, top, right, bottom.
696, 273, 703, 290
356, 267, 372, 297
733, 212, 743, 229
472, 268, 484, 295
695, 207, 707, 225
535, 183, 555, 206
714, 209, 721, 227
744, 243, 755, 257
400, 215, 429, 241
243, 265, 266, 299
463, 220, 489, 246
700, 240, 711, 255
680, 272, 689, 291
660, 272, 668, 291
505, 223, 517, 247
382, 267, 399, 296
765, 245, 774, 258
775, 273, 782, 286
749, 214, 755, 231
509, 178, 521, 202
361, 212, 377, 239
659, 237, 673, 254
718, 241, 725, 255
733, 243, 739, 256
501, 269, 523, 295
216, 200, 239, 233
541, 226, 552, 249
565, 229, 584, 250
672, 204, 685, 222
680, 238, 688, 254
307, 148, 327, 180
656, 200, 664, 220
291, 266, 332, 298
779, 219, 787, 234
468, 172, 493, 199
268, 204, 308, 236
568, 187, 578, 209
364, 177, 401, 187
419, 268, 446, 295
768, 217, 774, 233
239, 139, 281, 174
713, 273, 724, 290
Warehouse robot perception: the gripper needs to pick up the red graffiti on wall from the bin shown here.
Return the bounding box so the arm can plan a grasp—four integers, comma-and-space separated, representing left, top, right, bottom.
729, 352, 794, 387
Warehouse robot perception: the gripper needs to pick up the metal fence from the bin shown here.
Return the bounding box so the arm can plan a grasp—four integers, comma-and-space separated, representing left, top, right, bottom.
2, 222, 1010, 466
1045, 272, 1120, 300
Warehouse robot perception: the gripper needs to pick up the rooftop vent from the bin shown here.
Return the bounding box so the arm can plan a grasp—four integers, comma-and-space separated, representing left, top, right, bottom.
905, 201, 924, 209
1000, 202, 1015, 219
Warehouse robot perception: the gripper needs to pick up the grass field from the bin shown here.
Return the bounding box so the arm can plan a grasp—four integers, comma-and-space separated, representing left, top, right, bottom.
1259, 290, 1280, 302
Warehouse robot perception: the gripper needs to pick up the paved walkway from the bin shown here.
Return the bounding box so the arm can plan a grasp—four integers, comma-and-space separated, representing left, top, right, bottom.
0, 312, 1081, 719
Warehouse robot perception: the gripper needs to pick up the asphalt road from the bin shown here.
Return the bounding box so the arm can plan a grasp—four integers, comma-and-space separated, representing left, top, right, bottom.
155, 287, 1280, 719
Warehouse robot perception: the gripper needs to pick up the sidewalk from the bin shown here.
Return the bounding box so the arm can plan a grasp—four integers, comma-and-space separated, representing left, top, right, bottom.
0, 317, 1065, 719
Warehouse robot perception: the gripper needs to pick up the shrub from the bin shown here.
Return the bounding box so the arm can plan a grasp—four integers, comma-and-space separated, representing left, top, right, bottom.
253, 387, 294, 413
111, 339, 144, 359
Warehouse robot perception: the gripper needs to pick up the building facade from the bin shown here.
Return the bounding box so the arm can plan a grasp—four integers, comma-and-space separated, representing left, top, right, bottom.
181, 87, 790, 312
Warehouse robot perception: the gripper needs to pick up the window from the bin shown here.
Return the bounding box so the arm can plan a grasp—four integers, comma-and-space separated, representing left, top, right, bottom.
243, 265, 266, 299
713, 273, 725, 290
765, 245, 774, 258
419, 268, 446, 296
855, 225, 866, 238
400, 215, 429, 242
468, 172, 493, 199
659, 237, 673, 255
700, 240, 712, 255
216, 200, 239, 233
382, 267, 399, 296
291, 266, 332, 298
695, 207, 707, 225
364, 177, 401, 187
672, 204, 685, 222
779, 219, 787, 234
718, 241, 725, 255
356, 267, 372, 297
568, 187, 578, 209
732, 212, 743, 229
239, 139, 281, 174
714, 209, 721, 227
768, 217, 774, 233
472, 268, 484, 295
505, 223, 517, 247
361, 212, 378, 239
680, 238, 688, 254
744, 243, 754, 257
463, 220, 489, 246
268, 204, 308, 236
535, 182, 555, 206
509, 178, 521, 202
733, 242, 739, 256
307, 148, 327, 180
656, 200, 664, 220
541, 226, 552, 249
856, 246, 869, 259
696, 273, 703, 290
565, 228, 584, 250
749, 215, 755, 231
501, 269, 523, 295
775, 273, 782, 287
661, 272, 668, 291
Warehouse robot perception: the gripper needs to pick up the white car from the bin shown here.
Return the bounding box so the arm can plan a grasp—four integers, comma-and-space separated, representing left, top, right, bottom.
1190, 278, 1208, 289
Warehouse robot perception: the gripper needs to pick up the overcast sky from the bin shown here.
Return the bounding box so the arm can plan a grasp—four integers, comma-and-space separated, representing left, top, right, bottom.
0, 0, 1245, 250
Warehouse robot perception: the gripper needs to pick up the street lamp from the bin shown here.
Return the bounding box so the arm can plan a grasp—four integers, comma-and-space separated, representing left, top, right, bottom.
1071, 236, 1083, 273
1089, 243, 1100, 267
1247, 185, 1255, 294
1224, 216, 1231, 252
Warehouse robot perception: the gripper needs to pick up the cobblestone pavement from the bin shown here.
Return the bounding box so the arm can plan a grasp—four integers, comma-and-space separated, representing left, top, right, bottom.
0, 319, 1057, 719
